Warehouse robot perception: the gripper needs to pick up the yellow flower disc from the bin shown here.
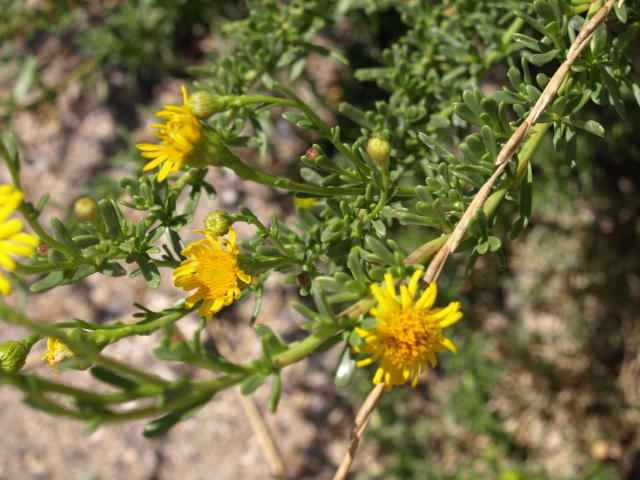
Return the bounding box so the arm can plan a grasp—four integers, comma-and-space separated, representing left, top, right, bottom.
173, 228, 251, 321
353, 270, 463, 391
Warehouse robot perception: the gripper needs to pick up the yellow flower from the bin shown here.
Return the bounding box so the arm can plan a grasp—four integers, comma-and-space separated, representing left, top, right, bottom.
0, 185, 39, 296
136, 86, 202, 182
353, 270, 463, 391
173, 228, 251, 321
42, 337, 75, 376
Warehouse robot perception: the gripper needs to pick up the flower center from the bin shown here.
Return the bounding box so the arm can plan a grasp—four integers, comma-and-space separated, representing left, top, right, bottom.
383, 308, 439, 366
194, 249, 237, 299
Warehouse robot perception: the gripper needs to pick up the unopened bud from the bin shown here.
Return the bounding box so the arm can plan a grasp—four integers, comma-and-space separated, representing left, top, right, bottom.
0, 333, 40, 373
73, 196, 99, 223
305, 147, 320, 162
187, 91, 232, 119
296, 272, 311, 288
204, 210, 232, 236
366, 134, 391, 171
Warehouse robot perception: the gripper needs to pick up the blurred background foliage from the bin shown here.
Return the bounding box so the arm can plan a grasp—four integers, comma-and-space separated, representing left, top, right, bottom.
1, 0, 639, 478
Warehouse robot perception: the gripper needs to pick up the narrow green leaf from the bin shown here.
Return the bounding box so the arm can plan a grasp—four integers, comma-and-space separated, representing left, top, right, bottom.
614, 2, 627, 23
396, 211, 442, 227
490, 89, 528, 105
512, 33, 543, 53
135, 254, 161, 289
454, 103, 483, 127
90, 365, 139, 390
268, 373, 282, 413
326, 238, 351, 259
497, 102, 513, 134
364, 236, 396, 265
50, 218, 81, 256
565, 90, 592, 115
143, 397, 211, 438
338, 102, 375, 130
465, 249, 480, 277
563, 117, 605, 137
514, 11, 550, 38
98, 199, 123, 241
462, 89, 483, 118
480, 126, 497, 161
529, 49, 560, 66
418, 133, 460, 162
30, 265, 98, 293
100, 261, 126, 277
511, 163, 533, 240
240, 373, 269, 395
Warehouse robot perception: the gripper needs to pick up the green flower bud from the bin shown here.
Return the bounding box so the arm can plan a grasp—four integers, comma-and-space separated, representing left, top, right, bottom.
0, 333, 41, 373
187, 91, 233, 119
73, 196, 99, 223
366, 134, 391, 171
204, 210, 233, 236
0, 341, 28, 373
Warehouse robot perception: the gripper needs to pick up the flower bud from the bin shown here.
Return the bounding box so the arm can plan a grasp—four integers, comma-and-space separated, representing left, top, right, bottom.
0, 333, 40, 373
73, 196, 99, 223
187, 91, 232, 119
296, 272, 311, 288
305, 147, 320, 162
204, 210, 233, 236
366, 134, 391, 171
0, 341, 28, 373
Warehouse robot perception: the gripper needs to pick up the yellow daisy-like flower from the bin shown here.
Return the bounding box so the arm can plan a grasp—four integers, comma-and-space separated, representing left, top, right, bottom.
136, 86, 202, 182
353, 270, 463, 391
0, 185, 39, 296
173, 227, 251, 321
42, 337, 74, 376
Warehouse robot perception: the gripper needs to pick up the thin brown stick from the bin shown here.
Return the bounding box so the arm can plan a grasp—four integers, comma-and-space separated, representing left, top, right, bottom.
333, 382, 385, 480
334, 1, 622, 478
213, 324, 287, 480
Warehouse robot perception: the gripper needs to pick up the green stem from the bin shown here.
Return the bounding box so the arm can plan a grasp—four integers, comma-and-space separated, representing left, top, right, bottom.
368, 171, 390, 218
13, 256, 96, 275
230, 96, 299, 109
233, 214, 294, 259
273, 326, 341, 368
224, 154, 363, 197
94, 355, 170, 387
19, 207, 81, 259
